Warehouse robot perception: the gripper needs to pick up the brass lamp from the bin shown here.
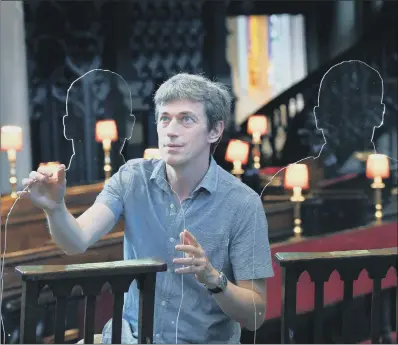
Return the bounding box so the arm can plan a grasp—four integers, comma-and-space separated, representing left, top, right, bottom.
247, 115, 268, 169
1, 125, 23, 198
366, 153, 390, 221
225, 139, 250, 180
95, 120, 118, 183
284, 163, 309, 238
39, 162, 61, 176
143, 148, 161, 160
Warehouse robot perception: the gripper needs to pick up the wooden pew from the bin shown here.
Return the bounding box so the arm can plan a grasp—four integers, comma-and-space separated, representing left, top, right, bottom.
1, 182, 117, 253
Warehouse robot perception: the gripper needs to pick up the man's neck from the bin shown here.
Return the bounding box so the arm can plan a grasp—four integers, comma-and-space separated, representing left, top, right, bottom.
165, 154, 211, 201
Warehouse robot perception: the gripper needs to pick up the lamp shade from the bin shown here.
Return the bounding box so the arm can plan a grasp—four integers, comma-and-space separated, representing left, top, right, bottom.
247, 115, 268, 135
225, 140, 250, 165
284, 164, 309, 190
39, 161, 61, 174
95, 120, 118, 142
1, 125, 22, 151
144, 148, 161, 160
366, 154, 390, 179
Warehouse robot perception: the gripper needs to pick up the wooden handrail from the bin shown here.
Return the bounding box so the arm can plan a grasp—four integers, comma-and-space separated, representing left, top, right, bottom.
275, 247, 397, 265
16, 259, 167, 344
16, 258, 167, 280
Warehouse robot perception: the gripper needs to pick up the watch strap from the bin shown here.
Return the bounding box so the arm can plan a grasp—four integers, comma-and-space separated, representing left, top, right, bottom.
205, 272, 227, 294
206, 286, 223, 294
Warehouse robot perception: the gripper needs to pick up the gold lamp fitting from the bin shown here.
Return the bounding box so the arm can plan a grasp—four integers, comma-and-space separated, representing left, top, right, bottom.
1, 125, 23, 198
284, 164, 309, 238
102, 139, 112, 181
251, 145, 261, 170
372, 177, 385, 221
291, 187, 305, 237
366, 154, 390, 222
225, 140, 250, 180
95, 120, 118, 183
231, 160, 244, 178
7, 149, 17, 198
247, 115, 268, 170
252, 132, 262, 145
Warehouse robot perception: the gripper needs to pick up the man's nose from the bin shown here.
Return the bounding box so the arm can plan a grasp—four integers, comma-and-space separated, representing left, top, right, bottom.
167, 131, 178, 138
166, 118, 180, 137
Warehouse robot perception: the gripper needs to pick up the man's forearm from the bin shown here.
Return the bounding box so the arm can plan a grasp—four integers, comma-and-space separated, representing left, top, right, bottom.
45, 202, 87, 255
211, 281, 265, 331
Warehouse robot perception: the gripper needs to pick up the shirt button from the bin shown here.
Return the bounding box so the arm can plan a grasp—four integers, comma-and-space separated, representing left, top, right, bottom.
169, 237, 175, 243
170, 204, 174, 208
161, 301, 166, 306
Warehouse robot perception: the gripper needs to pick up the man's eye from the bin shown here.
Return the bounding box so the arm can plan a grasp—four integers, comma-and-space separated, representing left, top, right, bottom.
159, 116, 169, 122
183, 116, 193, 123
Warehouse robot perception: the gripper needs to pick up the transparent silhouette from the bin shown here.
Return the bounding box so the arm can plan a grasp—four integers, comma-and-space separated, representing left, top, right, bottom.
255, 60, 389, 342
62, 69, 136, 178
259, 60, 389, 200
1, 69, 135, 345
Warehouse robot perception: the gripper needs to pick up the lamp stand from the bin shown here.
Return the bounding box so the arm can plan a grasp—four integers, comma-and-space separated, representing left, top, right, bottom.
251, 133, 262, 170
102, 139, 112, 183
7, 149, 17, 198
231, 161, 244, 180
290, 187, 305, 238
371, 176, 385, 221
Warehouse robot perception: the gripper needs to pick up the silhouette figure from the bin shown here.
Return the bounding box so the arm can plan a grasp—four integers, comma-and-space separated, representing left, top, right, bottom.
314, 60, 386, 173
255, 60, 391, 343
62, 69, 135, 182
260, 60, 388, 198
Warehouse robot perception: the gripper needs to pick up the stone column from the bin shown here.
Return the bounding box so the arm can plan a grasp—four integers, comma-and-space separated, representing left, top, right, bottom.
202, 1, 234, 130
330, 0, 358, 57
0, 1, 32, 196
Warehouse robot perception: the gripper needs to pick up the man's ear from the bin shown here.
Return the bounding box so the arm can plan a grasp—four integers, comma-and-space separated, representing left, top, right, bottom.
313, 106, 319, 117
372, 103, 385, 127
380, 103, 386, 115
62, 115, 71, 140
313, 106, 322, 128
208, 121, 224, 143
125, 114, 136, 141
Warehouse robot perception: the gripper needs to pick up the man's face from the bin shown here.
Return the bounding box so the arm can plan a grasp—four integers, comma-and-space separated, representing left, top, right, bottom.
157, 99, 211, 167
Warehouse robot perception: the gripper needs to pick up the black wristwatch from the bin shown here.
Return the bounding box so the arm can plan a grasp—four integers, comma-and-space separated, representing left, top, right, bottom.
205, 271, 228, 294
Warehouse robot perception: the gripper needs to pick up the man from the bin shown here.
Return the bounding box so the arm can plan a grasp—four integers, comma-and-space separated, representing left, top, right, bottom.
20, 73, 274, 343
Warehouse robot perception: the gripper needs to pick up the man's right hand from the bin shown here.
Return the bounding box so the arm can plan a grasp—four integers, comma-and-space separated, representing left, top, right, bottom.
19, 164, 67, 212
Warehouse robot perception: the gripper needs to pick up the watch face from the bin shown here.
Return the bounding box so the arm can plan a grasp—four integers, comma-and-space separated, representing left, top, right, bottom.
220, 273, 228, 289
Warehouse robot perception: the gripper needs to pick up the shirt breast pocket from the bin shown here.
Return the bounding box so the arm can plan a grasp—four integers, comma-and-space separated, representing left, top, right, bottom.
193, 228, 229, 272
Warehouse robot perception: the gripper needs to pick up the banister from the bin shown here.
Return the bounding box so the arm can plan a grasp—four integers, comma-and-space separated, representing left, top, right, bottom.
16, 259, 167, 344
250, 12, 397, 118
240, 8, 397, 169
274, 247, 397, 343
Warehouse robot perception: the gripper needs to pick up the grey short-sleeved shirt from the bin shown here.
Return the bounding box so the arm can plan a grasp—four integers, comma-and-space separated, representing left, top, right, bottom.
95, 156, 274, 344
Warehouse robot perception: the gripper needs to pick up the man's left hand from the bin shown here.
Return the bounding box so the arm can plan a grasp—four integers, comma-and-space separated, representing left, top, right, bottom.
173, 229, 219, 287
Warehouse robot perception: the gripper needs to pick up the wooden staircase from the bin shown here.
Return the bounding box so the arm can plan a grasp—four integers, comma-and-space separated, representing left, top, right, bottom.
237, 5, 397, 179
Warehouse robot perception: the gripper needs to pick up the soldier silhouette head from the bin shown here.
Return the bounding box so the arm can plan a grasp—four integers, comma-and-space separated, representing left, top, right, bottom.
62, 69, 135, 175
313, 60, 385, 159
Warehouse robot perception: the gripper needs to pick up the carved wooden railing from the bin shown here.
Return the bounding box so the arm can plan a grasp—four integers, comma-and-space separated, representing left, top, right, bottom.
275, 248, 397, 344
15, 259, 167, 344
